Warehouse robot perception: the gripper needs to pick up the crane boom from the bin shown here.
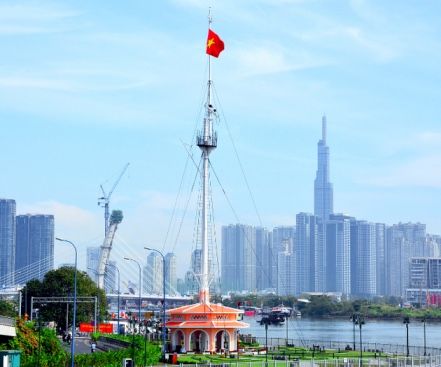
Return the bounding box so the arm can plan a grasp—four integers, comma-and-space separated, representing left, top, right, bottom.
97, 210, 123, 289
98, 163, 129, 237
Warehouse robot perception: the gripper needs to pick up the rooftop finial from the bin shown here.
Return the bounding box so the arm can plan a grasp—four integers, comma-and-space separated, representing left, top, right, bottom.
322, 115, 327, 143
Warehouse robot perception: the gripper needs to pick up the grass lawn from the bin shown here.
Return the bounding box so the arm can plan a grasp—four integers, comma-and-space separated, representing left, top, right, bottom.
177, 346, 387, 364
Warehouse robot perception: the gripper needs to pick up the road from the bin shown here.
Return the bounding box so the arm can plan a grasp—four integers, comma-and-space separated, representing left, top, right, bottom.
61, 336, 97, 355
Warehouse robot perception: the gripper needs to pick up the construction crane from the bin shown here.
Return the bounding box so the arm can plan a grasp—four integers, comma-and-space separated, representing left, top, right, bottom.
98, 163, 129, 237
97, 210, 123, 289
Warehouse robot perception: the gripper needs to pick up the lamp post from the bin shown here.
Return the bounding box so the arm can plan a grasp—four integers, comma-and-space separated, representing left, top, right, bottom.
129, 313, 136, 363
87, 267, 99, 332
112, 263, 121, 335
261, 316, 270, 367
403, 317, 410, 357
355, 314, 365, 360
124, 257, 142, 324
56, 237, 77, 367
144, 247, 166, 358
422, 317, 427, 356
351, 313, 357, 351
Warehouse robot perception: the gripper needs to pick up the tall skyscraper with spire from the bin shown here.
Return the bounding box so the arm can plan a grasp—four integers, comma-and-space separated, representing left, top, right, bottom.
314, 115, 333, 222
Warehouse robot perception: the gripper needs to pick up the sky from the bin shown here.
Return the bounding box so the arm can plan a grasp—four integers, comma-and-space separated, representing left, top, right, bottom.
1, 0, 441, 281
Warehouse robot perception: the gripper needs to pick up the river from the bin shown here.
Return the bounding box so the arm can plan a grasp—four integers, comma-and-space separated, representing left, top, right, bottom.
242, 316, 441, 348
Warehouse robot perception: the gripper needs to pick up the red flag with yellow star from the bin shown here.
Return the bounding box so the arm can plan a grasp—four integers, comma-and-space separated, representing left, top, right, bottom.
206, 29, 224, 57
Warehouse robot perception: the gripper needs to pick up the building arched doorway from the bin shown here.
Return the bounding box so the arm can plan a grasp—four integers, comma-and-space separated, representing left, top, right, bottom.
172, 330, 185, 353
215, 330, 230, 352
189, 330, 209, 353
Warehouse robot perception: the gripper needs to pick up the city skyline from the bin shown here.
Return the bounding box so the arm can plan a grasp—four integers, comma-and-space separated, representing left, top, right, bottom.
1, 1, 441, 277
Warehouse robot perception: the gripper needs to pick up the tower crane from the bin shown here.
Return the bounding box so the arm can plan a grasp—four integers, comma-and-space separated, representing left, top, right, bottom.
98, 163, 130, 237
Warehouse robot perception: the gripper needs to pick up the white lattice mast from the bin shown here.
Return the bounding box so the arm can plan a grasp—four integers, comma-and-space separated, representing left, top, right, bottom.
197, 11, 219, 305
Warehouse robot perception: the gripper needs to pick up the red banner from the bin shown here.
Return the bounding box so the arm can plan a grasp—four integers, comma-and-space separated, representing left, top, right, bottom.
79, 323, 113, 333
98, 323, 113, 333
79, 323, 94, 332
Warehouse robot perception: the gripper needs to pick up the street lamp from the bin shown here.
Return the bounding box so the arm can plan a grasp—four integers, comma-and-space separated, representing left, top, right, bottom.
422, 317, 427, 356
261, 316, 270, 366
351, 313, 357, 351
87, 267, 99, 332
355, 314, 365, 360
110, 263, 121, 335
56, 237, 78, 367
124, 257, 142, 324
403, 317, 410, 357
144, 247, 166, 358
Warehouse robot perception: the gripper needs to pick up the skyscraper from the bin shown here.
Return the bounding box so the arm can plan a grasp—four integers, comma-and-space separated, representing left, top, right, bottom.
0, 199, 16, 286
277, 247, 296, 296
270, 226, 295, 291
86, 247, 100, 283
15, 214, 54, 283
351, 220, 377, 297
375, 223, 386, 295
144, 252, 163, 295
105, 261, 117, 293
165, 252, 177, 295
255, 227, 270, 291
326, 214, 351, 295
295, 213, 320, 293
221, 224, 256, 292
314, 116, 333, 222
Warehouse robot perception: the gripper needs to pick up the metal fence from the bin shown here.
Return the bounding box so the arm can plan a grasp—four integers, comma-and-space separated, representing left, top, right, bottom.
176, 355, 441, 367
240, 336, 441, 358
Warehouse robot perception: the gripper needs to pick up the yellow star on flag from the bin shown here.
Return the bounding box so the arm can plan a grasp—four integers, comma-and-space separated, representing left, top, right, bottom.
207, 37, 215, 49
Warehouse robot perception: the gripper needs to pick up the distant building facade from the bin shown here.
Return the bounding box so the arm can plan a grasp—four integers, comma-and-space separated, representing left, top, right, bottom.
105, 261, 117, 293
165, 252, 177, 295
0, 199, 16, 286
270, 226, 295, 291
144, 252, 163, 295
87, 247, 100, 283
326, 214, 351, 295
221, 224, 256, 292
15, 214, 54, 283
351, 220, 377, 297
277, 247, 296, 296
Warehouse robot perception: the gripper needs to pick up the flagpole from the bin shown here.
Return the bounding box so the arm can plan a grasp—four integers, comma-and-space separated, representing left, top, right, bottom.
208, 7, 212, 84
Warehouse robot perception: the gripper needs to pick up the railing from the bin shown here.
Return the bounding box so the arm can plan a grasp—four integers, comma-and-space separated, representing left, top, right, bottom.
240, 336, 441, 358
176, 356, 441, 367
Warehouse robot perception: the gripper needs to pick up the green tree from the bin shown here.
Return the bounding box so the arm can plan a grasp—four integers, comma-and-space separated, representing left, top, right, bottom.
0, 300, 17, 317
299, 295, 337, 317
23, 266, 106, 331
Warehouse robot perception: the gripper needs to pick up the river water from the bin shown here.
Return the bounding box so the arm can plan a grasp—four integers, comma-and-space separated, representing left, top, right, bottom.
243, 316, 441, 348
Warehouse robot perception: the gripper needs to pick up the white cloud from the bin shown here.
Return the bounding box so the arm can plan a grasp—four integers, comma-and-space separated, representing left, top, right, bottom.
0, 4, 79, 21
234, 45, 327, 77
0, 3, 80, 35
0, 77, 76, 91
362, 154, 441, 188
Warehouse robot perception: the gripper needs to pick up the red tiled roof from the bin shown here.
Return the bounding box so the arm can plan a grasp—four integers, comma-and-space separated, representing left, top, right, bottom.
167, 302, 244, 315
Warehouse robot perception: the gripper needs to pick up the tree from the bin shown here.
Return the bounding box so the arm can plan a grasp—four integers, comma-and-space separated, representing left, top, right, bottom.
22, 267, 106, 331
0, 300, 17, 318
300, 295, 337, 317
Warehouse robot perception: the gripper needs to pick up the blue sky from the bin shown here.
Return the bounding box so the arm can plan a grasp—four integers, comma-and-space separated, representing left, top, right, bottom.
1, 0, 441, 279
